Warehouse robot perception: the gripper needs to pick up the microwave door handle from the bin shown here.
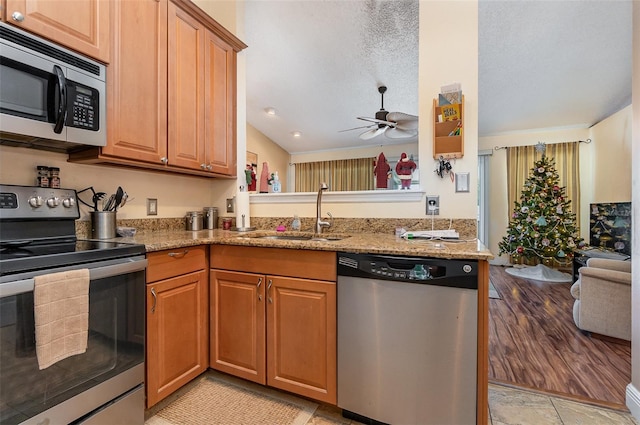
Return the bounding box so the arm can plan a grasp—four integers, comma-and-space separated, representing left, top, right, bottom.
52, 65, 67, 134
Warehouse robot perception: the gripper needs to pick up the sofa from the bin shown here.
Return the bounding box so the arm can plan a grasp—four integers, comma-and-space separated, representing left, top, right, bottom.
570, 258, 632, 341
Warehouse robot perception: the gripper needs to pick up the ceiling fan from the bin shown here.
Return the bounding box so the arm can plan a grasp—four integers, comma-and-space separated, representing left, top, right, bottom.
342, 86, 418, 140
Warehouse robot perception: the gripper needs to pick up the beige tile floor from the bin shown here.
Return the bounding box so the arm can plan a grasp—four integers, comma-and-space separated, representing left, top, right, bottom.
148, 371, 639, 425
308, 384, 639, 425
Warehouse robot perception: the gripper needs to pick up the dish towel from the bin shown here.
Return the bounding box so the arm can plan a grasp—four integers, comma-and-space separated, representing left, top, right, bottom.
34, 269, 90, 370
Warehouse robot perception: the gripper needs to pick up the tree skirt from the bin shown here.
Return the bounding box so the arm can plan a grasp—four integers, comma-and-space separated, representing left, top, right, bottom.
505, 264, 573, 283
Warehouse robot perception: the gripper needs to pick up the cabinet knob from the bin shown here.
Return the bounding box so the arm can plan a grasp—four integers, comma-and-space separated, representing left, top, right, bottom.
200, 163, 207, 169
160, 157, 168, 164
11, 11, 25, 22
206, 164, 213, 171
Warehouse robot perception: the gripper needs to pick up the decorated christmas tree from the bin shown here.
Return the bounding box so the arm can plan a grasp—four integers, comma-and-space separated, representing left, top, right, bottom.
498, 154, 583, 266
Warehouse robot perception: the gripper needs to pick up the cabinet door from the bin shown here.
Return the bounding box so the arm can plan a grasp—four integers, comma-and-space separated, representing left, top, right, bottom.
103, 0, 168, 164
167, 1, 205, 170
267, 276, 337, 404
146, 270, 208, 408
5, 0, 110, 62
204, 31, 237, 176
210, 270, 266, 384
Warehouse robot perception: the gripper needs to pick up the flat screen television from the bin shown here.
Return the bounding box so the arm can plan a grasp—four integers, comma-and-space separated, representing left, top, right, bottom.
589, 202, 632, 256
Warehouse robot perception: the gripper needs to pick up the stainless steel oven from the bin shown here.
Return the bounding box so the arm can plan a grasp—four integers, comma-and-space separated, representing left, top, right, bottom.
0, 22, 106, 152
0, 185, 147, 425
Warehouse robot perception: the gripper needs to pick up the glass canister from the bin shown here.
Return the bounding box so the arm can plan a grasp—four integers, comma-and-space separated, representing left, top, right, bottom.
203, 207, 218, 229
185, 211, 203, 231
49, 167, 60, 188
36, 165, 49, 188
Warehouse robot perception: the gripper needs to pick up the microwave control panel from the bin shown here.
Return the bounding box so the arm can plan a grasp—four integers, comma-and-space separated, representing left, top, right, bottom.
66, 82, 99, 131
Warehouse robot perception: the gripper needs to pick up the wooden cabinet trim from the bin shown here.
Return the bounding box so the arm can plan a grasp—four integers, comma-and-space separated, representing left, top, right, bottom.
210, 245, 336, 281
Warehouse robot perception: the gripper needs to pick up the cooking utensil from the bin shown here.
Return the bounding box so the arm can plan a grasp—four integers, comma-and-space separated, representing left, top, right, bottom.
113, 187, 124, 212
118, 191, 129, 209
92, 192, 106, 211
103, 194, 116, 211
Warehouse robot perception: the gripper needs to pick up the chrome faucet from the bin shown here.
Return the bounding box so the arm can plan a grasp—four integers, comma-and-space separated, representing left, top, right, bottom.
315, 182, 331, 235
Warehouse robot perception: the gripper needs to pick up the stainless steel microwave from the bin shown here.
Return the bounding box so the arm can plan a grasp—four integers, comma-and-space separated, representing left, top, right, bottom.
0, 22, 106, 151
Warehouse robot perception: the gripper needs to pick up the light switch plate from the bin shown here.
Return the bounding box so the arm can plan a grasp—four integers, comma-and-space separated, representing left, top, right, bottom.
455, 172, 470, 192
147, 198, 158, 216
226, 198, 234, 213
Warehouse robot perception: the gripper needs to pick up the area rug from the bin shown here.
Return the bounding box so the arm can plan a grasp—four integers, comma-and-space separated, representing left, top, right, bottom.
489, 280, 500, 299
505, 264, 572, 283
146, 375, 318, 425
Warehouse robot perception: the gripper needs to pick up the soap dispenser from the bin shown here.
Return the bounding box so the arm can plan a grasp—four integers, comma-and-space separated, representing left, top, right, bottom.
292, 214, 301, 231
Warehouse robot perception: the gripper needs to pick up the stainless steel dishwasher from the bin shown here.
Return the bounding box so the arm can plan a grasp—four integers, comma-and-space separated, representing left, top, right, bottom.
337, 252, 478, 425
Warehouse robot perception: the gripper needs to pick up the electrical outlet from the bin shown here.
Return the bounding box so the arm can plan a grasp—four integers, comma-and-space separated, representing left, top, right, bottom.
147, 198, 158, 216
426, 195, 440, 215
226, 198, 234, 213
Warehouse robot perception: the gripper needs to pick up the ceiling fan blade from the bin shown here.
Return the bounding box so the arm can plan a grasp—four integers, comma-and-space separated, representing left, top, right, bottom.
394, 119, 419, 131
386, 112, 418, 123
384, 127, 418, 139
338, 124, 376, 133
359, 127, 386, 140
357, 116, 397, 127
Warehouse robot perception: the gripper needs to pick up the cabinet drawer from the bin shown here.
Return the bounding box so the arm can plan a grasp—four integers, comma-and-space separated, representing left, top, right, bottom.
210, 245, 336, 281
147, 245, 207, 283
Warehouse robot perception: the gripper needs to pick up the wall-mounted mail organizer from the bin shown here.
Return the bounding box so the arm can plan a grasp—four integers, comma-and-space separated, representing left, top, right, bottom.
433, 95, 464, 159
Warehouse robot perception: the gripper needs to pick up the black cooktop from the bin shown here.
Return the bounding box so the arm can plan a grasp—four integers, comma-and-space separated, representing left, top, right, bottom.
0, 239, 146, 276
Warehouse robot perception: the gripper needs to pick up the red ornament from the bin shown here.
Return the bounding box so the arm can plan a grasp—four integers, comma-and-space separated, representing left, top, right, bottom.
516, 246, 524, 254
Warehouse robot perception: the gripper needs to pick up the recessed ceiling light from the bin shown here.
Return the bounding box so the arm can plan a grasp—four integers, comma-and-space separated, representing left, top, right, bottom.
292, 131, 302, 138
265, 107, 276, 115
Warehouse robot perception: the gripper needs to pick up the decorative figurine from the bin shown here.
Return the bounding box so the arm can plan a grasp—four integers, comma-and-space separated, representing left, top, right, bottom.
259, 162, 270, 193
245, 163, 257, 192
395, 153, 416, 189
271, 171, 282, 193
373, 152, 391, 189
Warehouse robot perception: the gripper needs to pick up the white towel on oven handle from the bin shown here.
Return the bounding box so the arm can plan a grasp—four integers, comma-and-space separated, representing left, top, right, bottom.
33, 269, 89, 370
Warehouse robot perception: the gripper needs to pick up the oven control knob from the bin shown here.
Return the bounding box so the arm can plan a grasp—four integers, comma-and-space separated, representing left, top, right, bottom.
28, 195, 44, 208
46, 197, 60, 208
62, 197, 76, 208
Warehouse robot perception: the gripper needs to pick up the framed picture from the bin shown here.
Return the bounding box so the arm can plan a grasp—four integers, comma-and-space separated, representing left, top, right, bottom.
246, 151, 258, 168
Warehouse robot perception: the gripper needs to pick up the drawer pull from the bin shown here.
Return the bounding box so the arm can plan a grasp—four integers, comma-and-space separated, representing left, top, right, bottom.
151, 288, 157, 313
267, 279, 273, 304
168, 249, 189, 258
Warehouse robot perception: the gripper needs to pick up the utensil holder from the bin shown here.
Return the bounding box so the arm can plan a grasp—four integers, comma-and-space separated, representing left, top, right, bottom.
91, 211, 117, 239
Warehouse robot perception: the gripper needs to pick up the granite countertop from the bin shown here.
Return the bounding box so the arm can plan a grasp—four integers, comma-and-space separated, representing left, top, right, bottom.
112, 228, 494, 260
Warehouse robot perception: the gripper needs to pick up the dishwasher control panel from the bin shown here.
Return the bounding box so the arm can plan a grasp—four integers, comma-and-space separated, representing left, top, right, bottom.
338, 253, 478, 289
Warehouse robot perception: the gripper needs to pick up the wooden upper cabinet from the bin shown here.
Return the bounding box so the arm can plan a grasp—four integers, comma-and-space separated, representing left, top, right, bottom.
204, 32, 237, 176
5, 0, 110, 63
167, 2, 206, 171
102, 0, 168, 164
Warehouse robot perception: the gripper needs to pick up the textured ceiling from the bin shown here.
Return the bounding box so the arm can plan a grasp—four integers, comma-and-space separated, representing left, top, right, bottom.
244, 1, 632, 155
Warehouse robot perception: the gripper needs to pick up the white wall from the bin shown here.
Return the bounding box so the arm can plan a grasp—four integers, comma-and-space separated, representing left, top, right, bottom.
247, 124, 290, 193
627, 1, 640, 419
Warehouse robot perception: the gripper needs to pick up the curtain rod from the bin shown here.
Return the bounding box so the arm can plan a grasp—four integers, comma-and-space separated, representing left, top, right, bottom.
494, 139, 591, 151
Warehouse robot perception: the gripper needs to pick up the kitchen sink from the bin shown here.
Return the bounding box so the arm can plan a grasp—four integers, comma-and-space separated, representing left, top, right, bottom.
236, 233, 348, 242
256, 235, 347, 242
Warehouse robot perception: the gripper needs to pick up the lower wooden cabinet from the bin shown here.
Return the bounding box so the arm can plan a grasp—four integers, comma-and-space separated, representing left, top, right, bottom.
146, 246, 209, 408
210, 246, 337, 404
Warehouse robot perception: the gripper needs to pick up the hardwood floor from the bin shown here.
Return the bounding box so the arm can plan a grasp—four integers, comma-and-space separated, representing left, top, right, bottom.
488, 265, 631, 410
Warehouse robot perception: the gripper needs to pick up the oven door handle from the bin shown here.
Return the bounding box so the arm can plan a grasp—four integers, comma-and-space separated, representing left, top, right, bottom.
0, 259, 148, 298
